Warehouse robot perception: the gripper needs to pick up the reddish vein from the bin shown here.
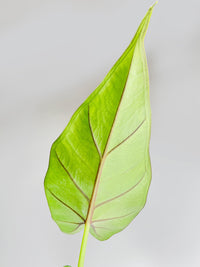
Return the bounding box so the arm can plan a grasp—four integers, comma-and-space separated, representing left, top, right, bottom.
71, 223, 84, 233
92, 210, 138, 223
107, 119, 146, 155
55, 151, 90, 202
56, 219, 84, 225
85, 50, 136, 230
90, 224, 102, 239
88, 106, 102, 159
94, 171, 146, 209
47, 188, 85, 222
91, 224, 111, 231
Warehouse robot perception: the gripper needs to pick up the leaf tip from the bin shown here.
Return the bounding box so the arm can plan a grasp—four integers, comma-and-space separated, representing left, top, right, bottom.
151, 1, 158, 8
147, 2, 158, 17
149, 2, 158, 14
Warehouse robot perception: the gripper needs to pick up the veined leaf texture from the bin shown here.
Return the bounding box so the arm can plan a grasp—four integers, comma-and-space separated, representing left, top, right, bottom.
44, 5, 154, 241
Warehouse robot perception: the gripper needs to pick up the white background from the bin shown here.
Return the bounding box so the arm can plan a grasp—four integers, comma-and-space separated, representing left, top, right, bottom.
1, 0, 200, 266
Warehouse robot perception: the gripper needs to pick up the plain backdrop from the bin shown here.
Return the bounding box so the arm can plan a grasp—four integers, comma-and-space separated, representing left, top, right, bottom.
0, 0, 200, 266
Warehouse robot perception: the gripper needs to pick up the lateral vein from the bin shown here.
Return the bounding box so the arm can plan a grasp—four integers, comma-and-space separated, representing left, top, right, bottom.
92, 210, 138, 223
55, 151, 90, 203
94, 171, 146, 209
47, 188, 85, 222
88, 105, 102, 159
107, 119, 146, 156
56, 219, 84, 225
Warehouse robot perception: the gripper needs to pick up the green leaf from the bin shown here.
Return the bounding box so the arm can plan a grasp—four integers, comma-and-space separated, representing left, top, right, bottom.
44, 5, 154, 242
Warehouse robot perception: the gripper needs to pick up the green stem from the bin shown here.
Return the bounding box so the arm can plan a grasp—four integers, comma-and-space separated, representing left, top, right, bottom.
78, 221, 90, 267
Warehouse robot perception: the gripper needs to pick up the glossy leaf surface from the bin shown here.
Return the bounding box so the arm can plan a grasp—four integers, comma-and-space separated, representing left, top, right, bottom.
44, 6, 154, 241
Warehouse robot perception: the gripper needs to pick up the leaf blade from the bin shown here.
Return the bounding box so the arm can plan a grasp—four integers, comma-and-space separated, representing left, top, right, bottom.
44, 4, 155, 241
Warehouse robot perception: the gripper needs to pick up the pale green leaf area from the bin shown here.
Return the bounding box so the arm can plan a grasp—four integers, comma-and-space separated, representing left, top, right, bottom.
44, 3, 155, 265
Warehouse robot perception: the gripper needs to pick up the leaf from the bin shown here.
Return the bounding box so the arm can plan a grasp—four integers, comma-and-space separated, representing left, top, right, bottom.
44, 5, 154, 242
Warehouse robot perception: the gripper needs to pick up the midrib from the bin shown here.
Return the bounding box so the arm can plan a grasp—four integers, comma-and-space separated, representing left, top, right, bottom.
85, 48, 136, 229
